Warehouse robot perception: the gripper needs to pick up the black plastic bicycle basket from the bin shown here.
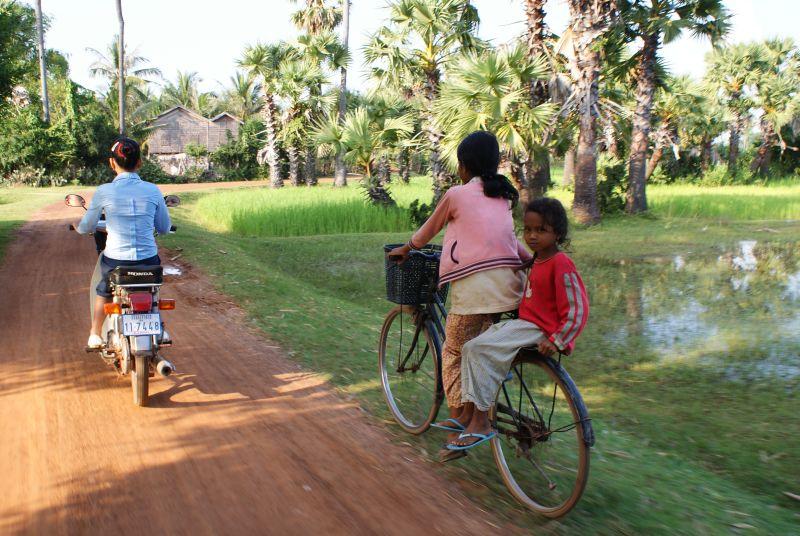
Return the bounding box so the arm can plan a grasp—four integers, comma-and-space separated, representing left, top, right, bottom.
384, 243, 449, 305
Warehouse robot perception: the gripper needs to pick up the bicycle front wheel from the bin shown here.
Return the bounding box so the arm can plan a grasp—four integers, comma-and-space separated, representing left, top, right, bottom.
378, 305, 442, 434
490, 353, 591, 517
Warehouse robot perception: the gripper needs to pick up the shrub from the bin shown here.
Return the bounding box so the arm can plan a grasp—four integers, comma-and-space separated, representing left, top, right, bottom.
1, 165, 65, 187
596, 155, 626, 214
184, 142, 208, 158
138, 156, 174, 184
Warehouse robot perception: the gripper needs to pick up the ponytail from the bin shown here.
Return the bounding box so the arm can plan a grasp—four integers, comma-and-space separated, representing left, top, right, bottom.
479, 172, 519, 208
457, 131, 518, 208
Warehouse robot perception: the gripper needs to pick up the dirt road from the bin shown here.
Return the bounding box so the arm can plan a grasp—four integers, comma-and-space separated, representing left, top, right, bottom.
0, 194, 509, 534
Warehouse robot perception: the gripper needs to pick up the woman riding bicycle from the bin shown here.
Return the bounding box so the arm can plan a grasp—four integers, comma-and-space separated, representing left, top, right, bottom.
76, 137, 171, 348
388, 131, 531, 455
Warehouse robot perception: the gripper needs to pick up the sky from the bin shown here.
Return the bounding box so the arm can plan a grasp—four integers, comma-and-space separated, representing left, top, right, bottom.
27, 0, 800, 96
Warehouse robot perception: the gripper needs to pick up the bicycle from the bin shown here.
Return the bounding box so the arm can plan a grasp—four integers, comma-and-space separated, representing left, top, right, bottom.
378, 244, 595, 518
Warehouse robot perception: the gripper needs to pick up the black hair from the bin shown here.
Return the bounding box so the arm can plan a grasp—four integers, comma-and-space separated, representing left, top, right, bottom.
525, 197, 571, 248
110, 137, 141, 170
456, 131, 519, 208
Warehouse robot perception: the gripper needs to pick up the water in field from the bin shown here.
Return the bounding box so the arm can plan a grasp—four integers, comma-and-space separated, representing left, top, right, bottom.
587, 240, 800, 385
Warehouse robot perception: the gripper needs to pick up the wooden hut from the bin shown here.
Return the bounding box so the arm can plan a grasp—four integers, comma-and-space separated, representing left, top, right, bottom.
145, 106, 243, 174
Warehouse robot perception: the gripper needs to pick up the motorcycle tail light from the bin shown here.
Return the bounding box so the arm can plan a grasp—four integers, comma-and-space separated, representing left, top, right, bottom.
158, 299, 176, 310
129, 292, 153, 313
104, 303, 121, 315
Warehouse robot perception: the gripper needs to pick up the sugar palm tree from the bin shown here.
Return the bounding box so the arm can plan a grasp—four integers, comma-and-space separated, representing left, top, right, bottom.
436, 46, 556, 204
750, 38, 800, 175
315, 106, 413, 205
33, 0, 49, 123
565, 0, 617, 224
334, 0, 350, 187
620, 0, 729, 213
365, 0, 481, 202
704, 43, 763, 171
239, 42, 292, 188
290, 0, 341, 34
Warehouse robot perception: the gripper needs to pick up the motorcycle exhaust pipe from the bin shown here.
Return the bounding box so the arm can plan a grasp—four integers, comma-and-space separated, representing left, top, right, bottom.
153, 354, 175, 377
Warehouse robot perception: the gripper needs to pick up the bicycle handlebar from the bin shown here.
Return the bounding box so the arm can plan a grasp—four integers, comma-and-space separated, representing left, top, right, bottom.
388, 249, 440, 263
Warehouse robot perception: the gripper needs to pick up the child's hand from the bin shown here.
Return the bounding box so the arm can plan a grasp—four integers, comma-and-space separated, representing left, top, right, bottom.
537, 339, 558, 356
387, 244, 410, 264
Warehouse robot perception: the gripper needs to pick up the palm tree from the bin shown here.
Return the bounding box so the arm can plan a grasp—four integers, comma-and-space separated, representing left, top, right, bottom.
33, 0, 49, 123
162, 71, 200, 109
334, 0, 350, 187
366, 0, 481, 202
704, 43, 763, 171
750, 39, 800, 175
87, 39, 162, 132
116, 0, 125, 134
290, 0, 341, 34
315, 106, 413, 205
644, 75, 703, 178
221, 72, 262, 121
239, 42, 291, 188
524, 0, 552, 198
436, 46, 555, 205
620, 0, 729, 214
565, 0, 617, 224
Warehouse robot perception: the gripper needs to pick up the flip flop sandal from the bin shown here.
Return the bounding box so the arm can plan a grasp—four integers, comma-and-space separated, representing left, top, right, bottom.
446, 431, 497, 451
429, 418, 466, 432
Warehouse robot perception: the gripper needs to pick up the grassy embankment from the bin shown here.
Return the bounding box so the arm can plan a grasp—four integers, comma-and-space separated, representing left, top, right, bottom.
0, 187, 72, 262
159, 177, 798, 533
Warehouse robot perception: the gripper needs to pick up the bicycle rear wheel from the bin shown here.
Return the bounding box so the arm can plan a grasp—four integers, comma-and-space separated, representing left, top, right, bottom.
378, 305, 442, 434
490, 353, 592, 517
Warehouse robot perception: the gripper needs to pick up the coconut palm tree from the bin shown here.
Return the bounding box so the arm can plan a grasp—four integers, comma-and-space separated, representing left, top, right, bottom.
87, 39, 162, 133
620, 0, 729, 213
704, 43, 763, 171
161, 71, 200, 109
33, 0, 49, 123
366, 0, 481, 202
565, 0, 617, 224
436, 46, 556, 205
221, 72, 262, 121
116, 0, 125, 133
315, 106, 413, 205
239, 42, 292, 188
750, 38, 800, 176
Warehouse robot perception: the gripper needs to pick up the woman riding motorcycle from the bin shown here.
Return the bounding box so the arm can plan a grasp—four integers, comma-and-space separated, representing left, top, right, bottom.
76, 137, 172, 348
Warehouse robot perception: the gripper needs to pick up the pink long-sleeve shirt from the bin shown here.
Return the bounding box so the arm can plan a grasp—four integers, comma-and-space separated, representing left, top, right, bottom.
410, 179, 532, 286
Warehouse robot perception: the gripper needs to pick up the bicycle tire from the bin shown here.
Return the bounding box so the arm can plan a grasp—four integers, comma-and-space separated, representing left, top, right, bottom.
378, 305, 443, 434
490, 353, 591, 517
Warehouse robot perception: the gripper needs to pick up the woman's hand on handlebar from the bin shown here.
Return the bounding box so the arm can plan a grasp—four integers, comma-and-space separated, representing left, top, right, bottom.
387, 243, 411, 264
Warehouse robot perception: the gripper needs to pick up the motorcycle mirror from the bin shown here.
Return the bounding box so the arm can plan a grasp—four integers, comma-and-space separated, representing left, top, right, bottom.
164, 195, 181, 207
64, 194, 86, 208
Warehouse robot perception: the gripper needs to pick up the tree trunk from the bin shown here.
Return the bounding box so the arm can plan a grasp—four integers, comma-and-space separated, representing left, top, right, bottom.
563, 147, 576, 186
262, 93, 283, 188
567, 0, 615, 225
700, 137, 711, 171
524, 0, 551, 201
334, 0, 350, 187
34, 0, 49, 124
423, 68, 453, 203
377, 154, 391, 184
750, 119, 775, 176
304, 147, 317, 186
288, 144, 302, 186
116, 0, 125, 135
645, 145, 663, 180
508, 154, 530, 207
601, 113, 618, 157
727, 99, 742, 169
626, 32, 658, 214
398, 148, 410, 183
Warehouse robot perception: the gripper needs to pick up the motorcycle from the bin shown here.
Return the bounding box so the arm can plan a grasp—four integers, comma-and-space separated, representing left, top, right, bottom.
66, 193, 180, 407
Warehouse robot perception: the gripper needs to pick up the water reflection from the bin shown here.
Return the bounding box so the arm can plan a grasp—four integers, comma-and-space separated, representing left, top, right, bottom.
592, 240, 800, 384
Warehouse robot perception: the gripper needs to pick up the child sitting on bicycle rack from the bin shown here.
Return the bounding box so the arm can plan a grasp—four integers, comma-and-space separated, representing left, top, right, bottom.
448, 197, 589, 451
387, 131, 532, 448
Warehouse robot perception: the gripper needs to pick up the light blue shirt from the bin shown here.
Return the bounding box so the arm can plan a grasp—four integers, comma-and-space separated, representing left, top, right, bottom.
78, 172, 171, 261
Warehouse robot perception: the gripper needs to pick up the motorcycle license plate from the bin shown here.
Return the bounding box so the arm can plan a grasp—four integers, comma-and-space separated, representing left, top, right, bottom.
122, 313, 162, 336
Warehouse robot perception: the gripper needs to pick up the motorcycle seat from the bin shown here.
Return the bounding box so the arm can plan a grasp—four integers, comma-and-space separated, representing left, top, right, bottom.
109, 265, 163, 286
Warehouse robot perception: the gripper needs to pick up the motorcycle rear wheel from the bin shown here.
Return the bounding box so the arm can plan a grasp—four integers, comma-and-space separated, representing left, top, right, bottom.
132, 355, 149, 407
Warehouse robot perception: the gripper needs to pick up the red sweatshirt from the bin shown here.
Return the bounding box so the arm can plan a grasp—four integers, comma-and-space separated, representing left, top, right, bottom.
518, 252, 589, 355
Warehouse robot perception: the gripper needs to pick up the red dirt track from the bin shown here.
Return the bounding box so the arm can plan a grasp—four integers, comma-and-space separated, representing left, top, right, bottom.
0, 191, 510, 534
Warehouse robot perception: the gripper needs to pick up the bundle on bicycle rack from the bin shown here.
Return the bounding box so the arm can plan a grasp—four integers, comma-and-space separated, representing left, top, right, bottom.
383, 243, 449, 305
